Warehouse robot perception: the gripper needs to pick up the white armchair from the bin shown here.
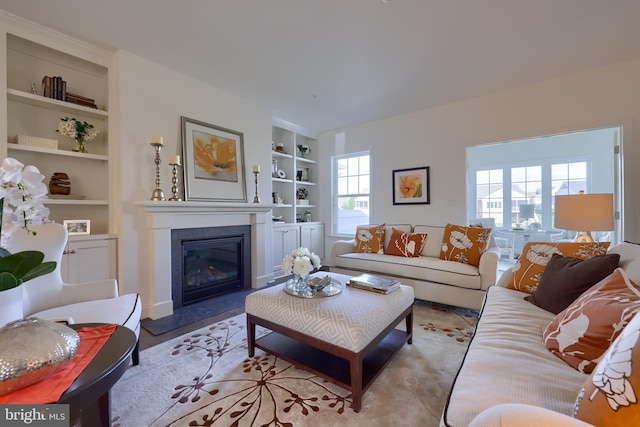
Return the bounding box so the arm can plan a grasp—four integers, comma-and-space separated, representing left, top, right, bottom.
7, 223, 141, 365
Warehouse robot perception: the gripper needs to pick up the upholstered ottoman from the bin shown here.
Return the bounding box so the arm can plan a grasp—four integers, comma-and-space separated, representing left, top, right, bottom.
245, 271, 414, 412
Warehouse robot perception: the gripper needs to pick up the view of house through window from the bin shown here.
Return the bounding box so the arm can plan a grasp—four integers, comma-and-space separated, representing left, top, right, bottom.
332, 151, 371, 236
467, 127, 620, 247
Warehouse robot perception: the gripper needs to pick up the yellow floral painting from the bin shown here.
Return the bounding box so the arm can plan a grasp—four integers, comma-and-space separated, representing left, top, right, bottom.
181, 116, 247, 202
192, 131, 238, 182
393, 166, 430, 205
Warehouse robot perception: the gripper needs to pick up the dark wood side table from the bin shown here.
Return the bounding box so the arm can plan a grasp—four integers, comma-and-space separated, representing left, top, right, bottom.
57, 324, 136, 427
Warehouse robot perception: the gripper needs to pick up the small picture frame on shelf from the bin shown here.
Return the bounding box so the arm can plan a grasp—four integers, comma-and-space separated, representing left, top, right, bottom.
63, 219, 91, 235
296, 167, 310, 182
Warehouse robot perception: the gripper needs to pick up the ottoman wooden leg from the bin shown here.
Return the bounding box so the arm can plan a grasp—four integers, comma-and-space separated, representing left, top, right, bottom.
247, 315, 256, 357
350, 356, 363, 412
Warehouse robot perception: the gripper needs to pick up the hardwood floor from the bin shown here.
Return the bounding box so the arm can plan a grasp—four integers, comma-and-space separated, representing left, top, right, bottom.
138, 307, 244, 351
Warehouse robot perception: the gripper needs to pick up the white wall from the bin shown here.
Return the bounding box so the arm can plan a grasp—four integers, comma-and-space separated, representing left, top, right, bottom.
319, 58, 640, 250
114, 51, 273, 315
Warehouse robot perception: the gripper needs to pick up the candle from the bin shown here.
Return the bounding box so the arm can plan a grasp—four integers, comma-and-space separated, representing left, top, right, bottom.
252, 165, 260, 173
169, 154, 181, 166
152, 135, 163, 144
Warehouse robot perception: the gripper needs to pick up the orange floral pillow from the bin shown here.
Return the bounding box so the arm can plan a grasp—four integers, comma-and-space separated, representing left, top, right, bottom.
543, 268, 640, 373
439, 223, 491, 267
354, 224, 386, 254
385, 227, 428, 257
573, 308, 640, 425
506, 241, 610, 293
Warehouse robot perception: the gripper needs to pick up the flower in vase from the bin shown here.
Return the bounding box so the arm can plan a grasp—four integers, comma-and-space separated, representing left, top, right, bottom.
57, 117, 99, 153
281, 247, 322, 279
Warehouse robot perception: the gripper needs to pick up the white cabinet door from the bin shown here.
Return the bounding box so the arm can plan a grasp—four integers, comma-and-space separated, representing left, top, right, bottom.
62, 237, 117, 283
272, 225, 300, 274
300, 223, 325, 261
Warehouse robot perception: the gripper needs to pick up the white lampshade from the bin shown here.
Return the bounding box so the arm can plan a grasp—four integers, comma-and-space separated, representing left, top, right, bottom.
554, 193, 614, 231
519, 204, 535, 220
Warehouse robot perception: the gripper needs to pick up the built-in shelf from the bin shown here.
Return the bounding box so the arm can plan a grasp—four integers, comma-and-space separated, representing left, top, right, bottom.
43, 199, 109, 205
7, 143, 108, 161
271, 150, 293, 159
7, 88, 108, 119
296, 157, 317, 165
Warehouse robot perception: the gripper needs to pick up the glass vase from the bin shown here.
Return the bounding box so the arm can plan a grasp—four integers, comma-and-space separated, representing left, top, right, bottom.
75, 138, 87, 154
293, 273, 308, 292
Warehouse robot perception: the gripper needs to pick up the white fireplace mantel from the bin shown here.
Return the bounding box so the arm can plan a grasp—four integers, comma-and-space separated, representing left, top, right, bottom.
137, 201, 274, 319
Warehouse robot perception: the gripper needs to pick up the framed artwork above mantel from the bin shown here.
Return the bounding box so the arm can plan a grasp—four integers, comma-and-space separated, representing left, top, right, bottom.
181, 116, 247, 202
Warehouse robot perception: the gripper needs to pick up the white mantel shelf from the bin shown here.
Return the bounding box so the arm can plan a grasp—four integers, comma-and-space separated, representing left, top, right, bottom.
137, 200, 274, 319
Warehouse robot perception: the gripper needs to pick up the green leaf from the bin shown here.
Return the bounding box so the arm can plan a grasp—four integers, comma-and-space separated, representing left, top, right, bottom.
21, 261, 56, 283
0, 251, 44, 277
0, 272, 20, 291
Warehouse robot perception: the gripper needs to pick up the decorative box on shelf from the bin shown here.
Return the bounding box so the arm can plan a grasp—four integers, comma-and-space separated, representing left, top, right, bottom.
15, 134, 58, 149
298, 200, 310, 205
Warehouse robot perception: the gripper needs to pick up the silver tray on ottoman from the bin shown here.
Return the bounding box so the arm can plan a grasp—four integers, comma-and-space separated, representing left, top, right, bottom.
283, 277, 343, 298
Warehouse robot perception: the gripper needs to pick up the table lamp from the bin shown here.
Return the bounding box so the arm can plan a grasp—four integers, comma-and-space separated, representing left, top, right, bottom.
519, 204, 535, 229
554, 192, 614, 242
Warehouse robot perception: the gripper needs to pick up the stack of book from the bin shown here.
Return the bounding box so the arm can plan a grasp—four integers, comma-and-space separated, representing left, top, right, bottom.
41, 76, 66, 101
346, 274, 400, 294
41, 76, 97, 109
65, 92, 97, 109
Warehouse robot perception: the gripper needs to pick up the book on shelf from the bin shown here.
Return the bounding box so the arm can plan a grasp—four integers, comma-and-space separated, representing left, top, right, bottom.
347, 274, 400, 294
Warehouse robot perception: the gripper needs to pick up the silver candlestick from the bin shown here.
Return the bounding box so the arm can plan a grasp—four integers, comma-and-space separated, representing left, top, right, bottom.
253, 170, 260, 203
169, 162, 182, 201
150, 140, 166, 201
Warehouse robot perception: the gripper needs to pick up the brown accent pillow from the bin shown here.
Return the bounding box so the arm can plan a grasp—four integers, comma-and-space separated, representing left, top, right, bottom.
525, 253, 620, 314
506, 242, 610, 294
354, 224, 386, 254
543, 268, 640, 373
439, 223, 491, 267
574, 309, 640, 425
385, 227, 428, 258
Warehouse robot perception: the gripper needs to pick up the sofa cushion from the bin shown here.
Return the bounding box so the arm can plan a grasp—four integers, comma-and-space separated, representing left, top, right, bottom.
543, 268, 640, 373
440, 223, 491, 267
383, 224, 412, 251
385, 227, 428, 257
573, 309, 640, 425
354, 223, 386, 254
525, 253, 620, 314
506, 242, 610, 294
413, 225, 445, 257
444, 286, 588, 426
334, 252, 483, 290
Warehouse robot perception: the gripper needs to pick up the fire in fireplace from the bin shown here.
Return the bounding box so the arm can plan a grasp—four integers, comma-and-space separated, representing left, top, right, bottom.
171, 225, 251, 308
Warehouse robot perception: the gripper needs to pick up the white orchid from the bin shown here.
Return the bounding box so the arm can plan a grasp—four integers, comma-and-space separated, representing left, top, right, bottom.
281, 247, 322, 279
0, 157, 50, 247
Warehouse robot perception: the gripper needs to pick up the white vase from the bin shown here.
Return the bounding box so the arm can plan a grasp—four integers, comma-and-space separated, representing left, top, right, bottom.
0, 286, 24, 327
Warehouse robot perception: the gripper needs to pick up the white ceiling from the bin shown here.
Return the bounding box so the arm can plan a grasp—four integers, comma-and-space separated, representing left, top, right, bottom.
2, 0, 640, 134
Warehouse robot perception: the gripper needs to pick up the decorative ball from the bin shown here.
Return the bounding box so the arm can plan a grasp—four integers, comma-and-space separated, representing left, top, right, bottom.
0, 318, 79, 394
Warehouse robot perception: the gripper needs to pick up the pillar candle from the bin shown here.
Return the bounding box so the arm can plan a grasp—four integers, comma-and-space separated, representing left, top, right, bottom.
152, 135, 163, 144
252, 165, 260, 173
169, 155, 181, 165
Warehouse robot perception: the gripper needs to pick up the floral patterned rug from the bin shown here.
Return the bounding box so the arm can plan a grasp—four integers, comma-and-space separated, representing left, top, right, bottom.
111, 300, 478, 427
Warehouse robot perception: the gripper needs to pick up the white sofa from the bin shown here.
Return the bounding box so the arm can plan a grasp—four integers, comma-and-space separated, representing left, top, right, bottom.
330, 224, 501, 310
441, 241, 640, 426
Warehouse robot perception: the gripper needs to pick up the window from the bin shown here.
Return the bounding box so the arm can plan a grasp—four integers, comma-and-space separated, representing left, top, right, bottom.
467, 127, 620, 241
332, 151, 370, 236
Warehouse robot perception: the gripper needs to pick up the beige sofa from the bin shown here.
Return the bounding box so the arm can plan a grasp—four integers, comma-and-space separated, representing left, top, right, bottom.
441, 241, 640, 426
330, 224, 501, 310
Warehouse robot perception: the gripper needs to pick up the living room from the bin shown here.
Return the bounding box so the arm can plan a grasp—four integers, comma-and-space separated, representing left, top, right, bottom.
2, 2, 640, 425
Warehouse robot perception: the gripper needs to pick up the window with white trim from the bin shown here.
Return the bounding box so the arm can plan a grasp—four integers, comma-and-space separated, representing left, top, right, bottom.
332, 151, 370, 236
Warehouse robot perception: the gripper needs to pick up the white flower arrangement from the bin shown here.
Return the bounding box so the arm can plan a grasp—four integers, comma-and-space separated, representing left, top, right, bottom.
56, 117, 99, 146
0, 157, 50, 247
281, 247, 322, 279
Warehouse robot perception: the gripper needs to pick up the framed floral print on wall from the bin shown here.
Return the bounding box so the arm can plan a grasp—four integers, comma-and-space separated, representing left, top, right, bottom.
181, 116, 247, 202
392, 166, 430, 205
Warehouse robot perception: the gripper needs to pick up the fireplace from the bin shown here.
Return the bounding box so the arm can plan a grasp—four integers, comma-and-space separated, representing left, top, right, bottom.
171, 225, 251, 309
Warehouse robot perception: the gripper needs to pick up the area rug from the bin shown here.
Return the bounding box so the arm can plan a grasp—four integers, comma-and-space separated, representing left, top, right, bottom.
111, 300, 478, 427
